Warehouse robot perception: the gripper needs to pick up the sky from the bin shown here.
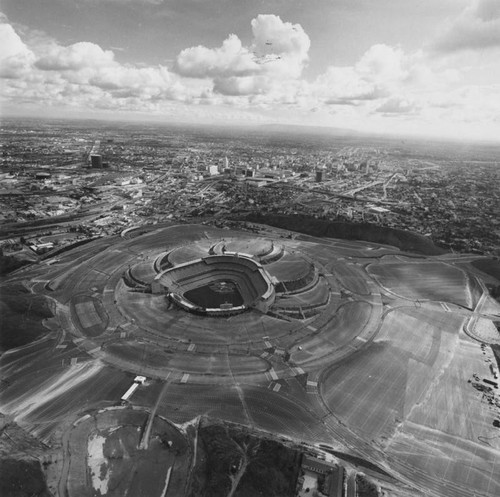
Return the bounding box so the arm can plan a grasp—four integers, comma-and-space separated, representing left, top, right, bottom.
1, 0, 499, 141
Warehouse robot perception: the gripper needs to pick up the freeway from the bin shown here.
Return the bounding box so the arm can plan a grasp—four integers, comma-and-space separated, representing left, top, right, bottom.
342, 180, 385, 197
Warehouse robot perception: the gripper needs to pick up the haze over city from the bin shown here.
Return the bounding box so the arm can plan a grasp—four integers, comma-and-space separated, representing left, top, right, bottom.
1, 0, 500, 141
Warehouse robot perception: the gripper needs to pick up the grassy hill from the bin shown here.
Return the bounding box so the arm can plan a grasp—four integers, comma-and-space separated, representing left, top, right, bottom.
245, 213, 446, 256
187, 419, 301, 497
0, 284, 53, 352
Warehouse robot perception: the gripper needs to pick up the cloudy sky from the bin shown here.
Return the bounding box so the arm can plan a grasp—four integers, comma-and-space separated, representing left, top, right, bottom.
1, 0, 499, 140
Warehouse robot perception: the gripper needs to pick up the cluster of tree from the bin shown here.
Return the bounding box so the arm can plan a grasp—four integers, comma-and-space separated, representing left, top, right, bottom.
0, 459, 51, 497
243, 213, 446, 255
488, 284, 500, 300
0, 254, 28, 276
0, 284, 53, 352
187, 421, 301, 497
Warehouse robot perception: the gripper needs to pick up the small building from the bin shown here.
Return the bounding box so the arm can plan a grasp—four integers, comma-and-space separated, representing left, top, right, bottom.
369, 206, 390, 214
208, 165, 219, 176
300, 455, 343, 497
35, 172, 51, 181
245, 179, 267, 188
302, 455, 335, 474
32, 242, 54, 254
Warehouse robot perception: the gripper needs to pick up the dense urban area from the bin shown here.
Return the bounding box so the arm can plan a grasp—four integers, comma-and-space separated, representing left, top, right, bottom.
1, 118, 499, 272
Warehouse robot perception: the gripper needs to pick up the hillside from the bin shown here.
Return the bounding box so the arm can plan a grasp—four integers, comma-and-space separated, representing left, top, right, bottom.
245, 213, 446, 255
0, 284, 54, 352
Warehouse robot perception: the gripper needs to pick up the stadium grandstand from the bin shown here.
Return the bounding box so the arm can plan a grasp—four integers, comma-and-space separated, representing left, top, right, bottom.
152, 254, 276, 316
124, 236, 334, 321
212, 238, 285, 265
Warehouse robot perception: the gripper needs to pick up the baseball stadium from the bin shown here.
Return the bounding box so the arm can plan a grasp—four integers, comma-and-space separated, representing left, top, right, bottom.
150, 253, 276, 315
1, 222, 500, 497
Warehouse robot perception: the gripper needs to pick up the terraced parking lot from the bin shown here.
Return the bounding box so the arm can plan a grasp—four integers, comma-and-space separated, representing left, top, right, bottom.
367, 260, 471, 307
2, 223, 500, 497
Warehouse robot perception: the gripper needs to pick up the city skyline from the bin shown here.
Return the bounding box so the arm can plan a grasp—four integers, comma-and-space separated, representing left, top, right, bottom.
1, 0, 500, 141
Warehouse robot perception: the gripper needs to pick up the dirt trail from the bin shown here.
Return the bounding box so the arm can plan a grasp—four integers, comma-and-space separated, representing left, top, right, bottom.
140, 380, 169, 450
227, 442, 249, 497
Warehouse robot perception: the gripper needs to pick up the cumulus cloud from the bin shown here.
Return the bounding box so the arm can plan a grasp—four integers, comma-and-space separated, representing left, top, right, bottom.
432, 0, 500, 53
0, 17, 198, 113
376, 97, 419, 115
35, 42, 115, 71
89, 65, 171, 91
315, 66, 387, 104
314, 44, 414, 107
213, 75, 269, 96
313, 41, 466, 114
0, 21, 29, 59
174, 14, 310, 96
174, 34, 258, 79
0, 21, 35, 78
1, 10, 498, 139
355, 44, 407, 83
250, 13, 310, 78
